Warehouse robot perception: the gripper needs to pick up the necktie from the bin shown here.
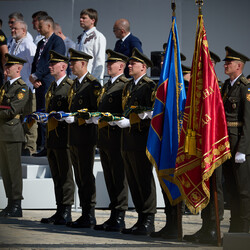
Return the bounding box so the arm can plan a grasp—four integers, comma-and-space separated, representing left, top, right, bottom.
75, 79, 80, 90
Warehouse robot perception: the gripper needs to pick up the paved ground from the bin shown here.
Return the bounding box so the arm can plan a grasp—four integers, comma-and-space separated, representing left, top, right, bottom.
0, 208, 230, 249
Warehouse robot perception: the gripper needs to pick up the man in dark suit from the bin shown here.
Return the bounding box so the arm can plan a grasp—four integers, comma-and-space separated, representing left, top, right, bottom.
40, 50, 74, 225
120, 48, 156, 236
113, 19, 142, 78
65, 48, 101, 229
221, 47, 250, 233
0, 54, 29, 217
94, 50, 129, 232
30, 15, 65, 155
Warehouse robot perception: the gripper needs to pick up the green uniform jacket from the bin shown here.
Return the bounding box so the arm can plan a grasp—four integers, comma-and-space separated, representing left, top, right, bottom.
0, 78, 28, 142
46, 76, 73, 148
97, 74, 129, 150
122, 75, 155, 151
221, 74, 250, 155
68, 73, 101, 146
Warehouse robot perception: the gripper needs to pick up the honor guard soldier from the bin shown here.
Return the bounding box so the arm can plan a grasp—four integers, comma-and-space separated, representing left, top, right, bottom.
94, 50, 129, 232
40, 50, 75, 225
65, 48, 101, 228
221, 46, 250, 233
0, 54, 29, 217
120, 48, 157, 236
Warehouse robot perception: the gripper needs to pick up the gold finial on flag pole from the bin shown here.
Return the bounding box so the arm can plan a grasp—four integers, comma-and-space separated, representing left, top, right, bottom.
171, 0, 176, 16
195, 0, 203, 15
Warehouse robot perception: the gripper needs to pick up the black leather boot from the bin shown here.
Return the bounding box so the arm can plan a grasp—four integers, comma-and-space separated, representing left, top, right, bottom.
105, 210, 125, 232
94, 209, 114, 231
41, 205, 61, 224
67, 207, 96, 228
5, 200, 22, 217
183, 219, 209, 242
198, 221, 218, 245
132, 213, 155, 236
54, 205, 72, 225
122, 213, 143, 234
0, 200, 13, 217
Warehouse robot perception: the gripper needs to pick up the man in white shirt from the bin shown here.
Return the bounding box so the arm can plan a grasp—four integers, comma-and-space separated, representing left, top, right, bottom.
7, 12, 33, 50
10, 20, 37, 156
76, 8, 106, 82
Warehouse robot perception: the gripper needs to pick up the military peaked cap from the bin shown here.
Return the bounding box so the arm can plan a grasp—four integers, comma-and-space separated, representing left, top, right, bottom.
68, 48, 93, 61
182, 64, 191, 74
210, 50, 221, 63
223, 46, 249, 63
106, 49, 128, 63
5, 53, 27, 65
49, 50, 69, 63
129, 48, 153, 68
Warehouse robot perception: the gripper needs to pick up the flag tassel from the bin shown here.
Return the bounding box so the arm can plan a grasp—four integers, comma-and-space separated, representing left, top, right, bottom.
188, 130, 197, 155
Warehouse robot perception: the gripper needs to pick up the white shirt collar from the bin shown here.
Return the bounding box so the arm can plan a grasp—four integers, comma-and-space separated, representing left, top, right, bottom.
230, 74, 241, 86
56, 75, 67, 86
122, 32, 130, 42
134, 74, 146, 85
10, 76, 21, 85
111, 73, 123, 83
78, 72, 88, 83
84, 27, 96, 35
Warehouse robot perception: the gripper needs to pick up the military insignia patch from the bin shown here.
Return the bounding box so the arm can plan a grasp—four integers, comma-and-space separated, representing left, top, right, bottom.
0, 35, 5, 42
17, 92, 24, 100
246, 93, 250, 102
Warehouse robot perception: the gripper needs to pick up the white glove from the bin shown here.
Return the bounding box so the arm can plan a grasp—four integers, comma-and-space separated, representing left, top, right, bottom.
146, 111, 153, 119
235, 152, 246, 163
115, 118, 131, 128
92, 116, 101, 125
108, 121, 117, 126
85, 118, 93, 124
138, 112, 148, 120
64, 116, 75, 124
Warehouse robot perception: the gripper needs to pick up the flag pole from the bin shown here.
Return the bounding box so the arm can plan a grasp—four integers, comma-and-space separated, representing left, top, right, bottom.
212, 172, 222, 246
171, 0, 183, 241
195, 0, 221, 246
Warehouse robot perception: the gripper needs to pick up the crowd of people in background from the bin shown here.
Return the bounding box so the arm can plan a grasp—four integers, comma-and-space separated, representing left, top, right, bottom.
0, 7, 249, 246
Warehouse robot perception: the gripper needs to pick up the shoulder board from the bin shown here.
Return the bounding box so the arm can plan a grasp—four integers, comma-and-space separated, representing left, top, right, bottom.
87, 73, 97, 82
143, 76, 154, 83
65, 78, 74, 85
240, 76, 249, 85
119, 75, 129, 83
17, 78, 26, 85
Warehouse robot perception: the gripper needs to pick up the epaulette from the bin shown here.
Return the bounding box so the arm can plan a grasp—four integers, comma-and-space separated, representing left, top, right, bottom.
119, 75, 129, 83
87, 73, 97, 82
66, 78, 74, 85
143, 75, 154, 83
240, 76, 249, 85
17, 78, 26, 85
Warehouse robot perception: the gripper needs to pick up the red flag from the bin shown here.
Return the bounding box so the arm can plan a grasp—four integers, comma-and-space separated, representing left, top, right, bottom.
174, 14, 231, 214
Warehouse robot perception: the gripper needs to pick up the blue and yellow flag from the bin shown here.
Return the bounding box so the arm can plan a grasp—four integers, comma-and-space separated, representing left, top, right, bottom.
146, 16, 186, 205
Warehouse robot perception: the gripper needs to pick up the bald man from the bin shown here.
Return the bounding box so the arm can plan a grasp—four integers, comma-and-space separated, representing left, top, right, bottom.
113, 18, 142, 77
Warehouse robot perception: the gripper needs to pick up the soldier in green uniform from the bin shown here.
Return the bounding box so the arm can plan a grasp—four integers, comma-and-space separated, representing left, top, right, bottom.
40, 50, 75, 225
94, 50, 129, 232
221, 46, 250, 233
0, 54, 29, 217
65, 48, 101, 228
120, 48, 157, 236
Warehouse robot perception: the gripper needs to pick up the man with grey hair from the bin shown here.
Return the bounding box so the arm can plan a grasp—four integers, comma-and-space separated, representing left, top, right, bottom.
10, 20, 37, 156
113, 18, 142, 77
7, 12, 33, 50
